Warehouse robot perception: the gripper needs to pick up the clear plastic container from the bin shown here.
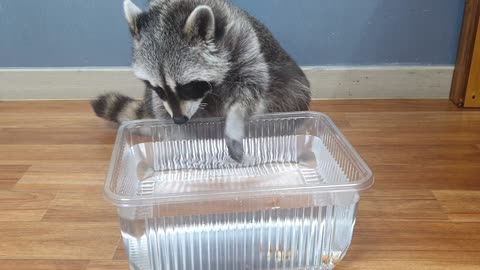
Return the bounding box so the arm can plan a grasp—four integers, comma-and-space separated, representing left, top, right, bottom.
104, 112, 373, 270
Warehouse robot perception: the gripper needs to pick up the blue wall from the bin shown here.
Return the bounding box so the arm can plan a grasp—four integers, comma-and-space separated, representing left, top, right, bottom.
0, 0, 465, 67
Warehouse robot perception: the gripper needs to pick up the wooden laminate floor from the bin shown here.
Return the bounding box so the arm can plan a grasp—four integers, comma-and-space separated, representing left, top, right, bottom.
0, 100, 479, 269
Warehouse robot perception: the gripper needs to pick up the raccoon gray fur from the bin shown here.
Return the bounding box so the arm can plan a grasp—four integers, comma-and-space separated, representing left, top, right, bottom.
92, 0, 311, 161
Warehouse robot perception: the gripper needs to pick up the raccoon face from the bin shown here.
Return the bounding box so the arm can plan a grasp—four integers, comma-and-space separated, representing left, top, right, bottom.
124, 0, 229, 123
144, 79, 212, 124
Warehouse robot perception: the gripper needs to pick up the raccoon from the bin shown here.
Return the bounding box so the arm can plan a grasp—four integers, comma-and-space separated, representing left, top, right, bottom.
92, 0, 311, 161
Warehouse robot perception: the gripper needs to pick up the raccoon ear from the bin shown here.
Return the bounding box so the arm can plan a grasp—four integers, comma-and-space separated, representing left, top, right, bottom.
124, 0, 143, 34
184, 5, 215, 42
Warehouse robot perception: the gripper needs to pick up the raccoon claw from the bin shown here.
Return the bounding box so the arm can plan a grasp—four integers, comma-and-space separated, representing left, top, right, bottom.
226, 137, 244, 162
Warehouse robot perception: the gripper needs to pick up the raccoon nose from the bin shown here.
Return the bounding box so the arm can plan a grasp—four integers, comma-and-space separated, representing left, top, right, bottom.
173, 116, 189, 124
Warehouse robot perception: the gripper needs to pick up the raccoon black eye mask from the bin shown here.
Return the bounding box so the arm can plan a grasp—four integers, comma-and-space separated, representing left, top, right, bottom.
177, 81, 212, 100
144, 80, 212, 124
146, 80, 211, 101
92, 0, 311, 162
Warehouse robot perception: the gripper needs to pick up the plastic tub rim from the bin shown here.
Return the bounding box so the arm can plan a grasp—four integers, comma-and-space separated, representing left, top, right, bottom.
103, 111, 374, 207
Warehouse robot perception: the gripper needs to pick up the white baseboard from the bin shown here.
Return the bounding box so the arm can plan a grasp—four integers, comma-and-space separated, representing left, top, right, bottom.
0, 66, 453, 100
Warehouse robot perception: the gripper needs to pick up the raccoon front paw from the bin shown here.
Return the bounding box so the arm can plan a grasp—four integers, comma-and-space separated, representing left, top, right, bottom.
226, 136, 244, 162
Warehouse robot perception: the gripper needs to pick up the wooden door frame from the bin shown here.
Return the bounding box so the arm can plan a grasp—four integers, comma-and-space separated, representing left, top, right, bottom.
450, 0, 480, 107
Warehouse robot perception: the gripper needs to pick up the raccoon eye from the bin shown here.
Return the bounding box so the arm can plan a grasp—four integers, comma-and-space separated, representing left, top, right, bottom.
153, 87, 167, 100
178, 81, 212, 100
143, 80, 167, 100
142, 80, 153, 88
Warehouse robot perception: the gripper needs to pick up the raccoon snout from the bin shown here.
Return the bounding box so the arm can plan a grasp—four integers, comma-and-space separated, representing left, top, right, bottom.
173, 115, 189, 125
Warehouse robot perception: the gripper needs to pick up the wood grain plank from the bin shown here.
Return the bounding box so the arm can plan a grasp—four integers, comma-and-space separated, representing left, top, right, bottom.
86, 261, 130, 270
354, 219, 480, 237
0, 191, 55, 221
0, 165, 30, 179
0, 165, 30, 190
0, 180, 18, 190
27, 161, 110, 173
337, 261, 480, 270
1, 145, 113, 161
112, 244, 127, 261
0, 160, 109, 171
0, 101, 93, 114
344, 112, 480, 132
433, 190, 480, 222
14, 172, 107, 192
354, 145, 480, 166
368, 164, 480, 190
0, 222, 120, 260
0, 260, 89, 270
42, 192, 117, 222
310, 99, 459, 112
343, 130, 480, 146
358, 191, 448, 220
343, 250, 480, 263
352, 219, 480, 251
361, 189, 440, 200
0, 114, 113, 129
0, 128, 116, 144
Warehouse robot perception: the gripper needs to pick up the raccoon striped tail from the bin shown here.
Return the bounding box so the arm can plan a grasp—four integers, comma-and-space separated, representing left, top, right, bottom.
91, 93, 148, 124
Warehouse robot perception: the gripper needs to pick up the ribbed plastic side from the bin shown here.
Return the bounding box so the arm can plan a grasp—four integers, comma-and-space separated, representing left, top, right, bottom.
120, 203, 358, 270
109, 116, 368, 198
130, 120, 300, 172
